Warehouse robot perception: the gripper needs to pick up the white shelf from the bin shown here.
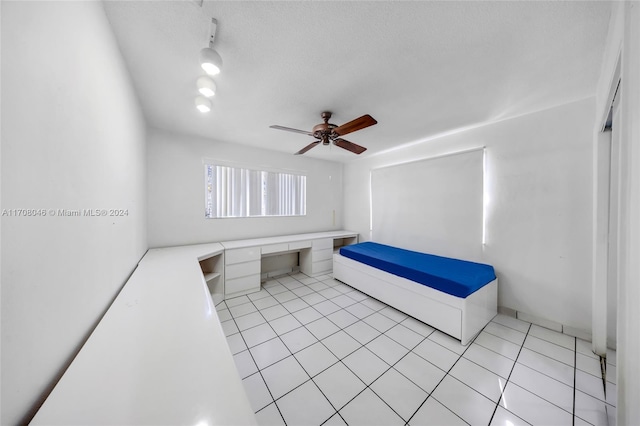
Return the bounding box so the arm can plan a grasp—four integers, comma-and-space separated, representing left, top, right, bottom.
204, 272, 221, 282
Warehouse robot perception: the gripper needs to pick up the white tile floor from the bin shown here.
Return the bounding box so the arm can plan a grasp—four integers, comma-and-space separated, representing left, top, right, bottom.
219, 272, 616, 426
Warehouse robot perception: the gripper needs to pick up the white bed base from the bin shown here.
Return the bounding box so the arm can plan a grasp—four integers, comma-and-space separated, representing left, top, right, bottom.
333, 254, 497, 345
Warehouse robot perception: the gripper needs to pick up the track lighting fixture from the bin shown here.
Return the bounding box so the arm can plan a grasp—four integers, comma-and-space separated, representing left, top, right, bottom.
200, 18, 222, 76
197, 75, 216, 98
195, 96, 212, 113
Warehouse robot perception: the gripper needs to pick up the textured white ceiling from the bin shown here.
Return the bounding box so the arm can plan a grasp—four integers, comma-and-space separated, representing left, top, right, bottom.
103, 1, 611, 162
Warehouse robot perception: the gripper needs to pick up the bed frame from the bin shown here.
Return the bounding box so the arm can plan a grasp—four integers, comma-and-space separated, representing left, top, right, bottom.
333, 253, 497, 345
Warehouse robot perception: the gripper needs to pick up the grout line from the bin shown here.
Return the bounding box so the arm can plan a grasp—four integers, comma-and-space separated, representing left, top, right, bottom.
573, 337, 577, 426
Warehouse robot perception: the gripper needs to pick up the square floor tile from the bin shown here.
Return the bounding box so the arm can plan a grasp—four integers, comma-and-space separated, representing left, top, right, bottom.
248, 289, 272, 301
254, 402, 285, 426
528, 324, 574, 350
261, 356, 309, 399
273, 290, 298, 303
221, 319, 239, 337
394, 352, 446, 394
292, 286, 315, 297
249, 337, 291, 370
300, 277, 321, 286
345, 289, 369, 302
474, 331, 521, 360
319, 287, 342, 299
428, 330, 466, 355
413, 338, 460, 372
242, 323, 278, 348
517, 348, 574, 387
314, 300, 342, 316
226, 295, 251, 307
484, 321, 526, 346
314, 361, 366, 410
266, 284, 289, 295
323, 413, 348, 425
371, 368, 428, 421
331, 294, 358, 308
432, 375, 495, 425
344, 302, 375, 319
294, 342, 339, 377
235, 311, 266, 331
575, 369, 606, 401
292, 306, 323, 324
491, 314, 530, 333
230, 302, 258, 318
342, 347, 389, 385
261, 304, 289, 321
366, 334, 409, 365
327, 309, 359, 328
409, 397, 467, 426
281, 326, 318, 353
242, 372, 273, 412
282, 297, 309, 313
344, 320, 380, 345
523, 335, 574, 366
576, 352, 603, 378
269, 314, 303, 335
306, 317, 340, 340
360, 298, 387, 311
233, 350, 258, 379
276, 380, 335, 426
463, 343, 514, 379
379, 306, 408, 322
401, 317, 435, 337
253, 296, 280, 310
226, 332, 247, 355
301, 292, 326, 305
217, 308, 232, 322
574, 389, 611, 426
322, 330, 361, 359
340, 388, 404, 426
364, 312, 397, 332
282, 280, 303, 290
509, 362, 573, 413
309, 282, 330, 292
489, 406, 531, 426
449, 357, 504, 402
499, 382, 572, 426
385, 323, 424, 349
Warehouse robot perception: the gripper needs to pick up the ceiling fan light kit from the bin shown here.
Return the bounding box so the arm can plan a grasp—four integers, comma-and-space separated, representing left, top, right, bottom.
270, 111, 377, 155
195, 18, 222, 112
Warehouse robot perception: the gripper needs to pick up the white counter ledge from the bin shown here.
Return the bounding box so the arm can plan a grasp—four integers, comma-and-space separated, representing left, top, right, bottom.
31, 243, 256, 426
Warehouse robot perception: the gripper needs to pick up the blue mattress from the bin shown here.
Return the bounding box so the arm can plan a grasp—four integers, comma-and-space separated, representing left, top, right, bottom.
339, 242, 496, 298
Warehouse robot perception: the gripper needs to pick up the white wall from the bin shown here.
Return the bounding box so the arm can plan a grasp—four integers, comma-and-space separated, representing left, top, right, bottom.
147, 128, 344, 247
344, 98, 594, 333
1, 2, 147, 424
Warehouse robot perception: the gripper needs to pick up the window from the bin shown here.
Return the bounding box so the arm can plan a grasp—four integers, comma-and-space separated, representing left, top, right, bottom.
205, 164, 306, 218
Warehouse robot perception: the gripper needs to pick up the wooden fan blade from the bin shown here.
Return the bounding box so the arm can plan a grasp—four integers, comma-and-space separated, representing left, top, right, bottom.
295, 141, 321, 155
333, 114, 377, 136
270, 125, 313, 136
334, 138, 367, 154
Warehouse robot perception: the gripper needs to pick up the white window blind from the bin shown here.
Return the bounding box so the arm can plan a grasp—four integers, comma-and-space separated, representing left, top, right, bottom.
205, 164, 306, 218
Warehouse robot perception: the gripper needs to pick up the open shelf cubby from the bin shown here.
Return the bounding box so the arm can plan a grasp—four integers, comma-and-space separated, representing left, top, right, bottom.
199, 253, 224, 305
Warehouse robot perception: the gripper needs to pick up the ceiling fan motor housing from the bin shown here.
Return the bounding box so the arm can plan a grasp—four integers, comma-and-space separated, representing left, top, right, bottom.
313, 112, 337, 144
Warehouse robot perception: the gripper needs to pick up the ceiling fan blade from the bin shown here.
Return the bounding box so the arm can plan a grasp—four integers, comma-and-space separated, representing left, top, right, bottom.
333, 114, 377, 136
295, 141, 321, 155
270, 125, 314, 136
334, 138, 367, 155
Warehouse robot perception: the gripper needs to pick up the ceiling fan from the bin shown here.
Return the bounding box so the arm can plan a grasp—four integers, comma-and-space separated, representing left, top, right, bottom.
270, 111, 377, 155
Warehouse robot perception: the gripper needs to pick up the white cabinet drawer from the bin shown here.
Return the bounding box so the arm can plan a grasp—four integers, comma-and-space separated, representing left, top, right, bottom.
226, 260, 260, 279
313, 248, 333, 262
225, 247, 260, 264
261, 243, 289, 255
225, 275, 260, 295
312, 259, 333, 275
312, 238, 333, 250
289, 240, 312, 250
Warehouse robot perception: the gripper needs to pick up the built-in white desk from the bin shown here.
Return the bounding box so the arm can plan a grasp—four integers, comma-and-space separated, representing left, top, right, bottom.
220, 230, 358, 298
31, 244, 256, 426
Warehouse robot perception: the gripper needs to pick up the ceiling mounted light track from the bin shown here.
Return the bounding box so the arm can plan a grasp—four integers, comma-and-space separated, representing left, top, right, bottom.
200, 18, 223, 76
